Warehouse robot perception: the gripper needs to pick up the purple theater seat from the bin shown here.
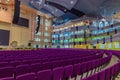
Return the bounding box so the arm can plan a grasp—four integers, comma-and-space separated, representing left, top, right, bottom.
63, 65, 73, 80
15, 64, 30, 76
0, 67, 14, 78
73, 63, 81, 76
111, 64, 116, 76
0, 62, 10, 68
51, 61, 62, 68
0, 77, 13, 80
95, 59, 100, 68
52, 67, 64, 80
98, 70, 105, 80
30, 63, 42, 73
37, 69, 51, 80
16, 73, 35, 80
105, 67, 111, 80
22, 60, 31, 65
40, 62, 52, 70
10, 61, 22, 67
118, 62, 120, 72
90, 60, 96, 70
115, 63, 120, 74
81, 62, 87, 74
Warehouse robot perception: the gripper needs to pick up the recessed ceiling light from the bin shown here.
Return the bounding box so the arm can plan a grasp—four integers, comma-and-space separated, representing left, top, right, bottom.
55, 9, 58, 12
70, 1, 74, 4
31, 1, 33, 3
52, 11, 54, 13
44, 4, 46, 6
64, 9, 67, 12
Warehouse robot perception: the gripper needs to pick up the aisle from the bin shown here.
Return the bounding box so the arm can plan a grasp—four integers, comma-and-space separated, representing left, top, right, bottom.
103, 55, 119, 69
107, 55, 120, 80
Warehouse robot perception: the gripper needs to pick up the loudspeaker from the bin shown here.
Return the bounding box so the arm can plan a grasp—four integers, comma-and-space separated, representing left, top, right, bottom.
12, 0, 20, 24
36, 15, 40, 34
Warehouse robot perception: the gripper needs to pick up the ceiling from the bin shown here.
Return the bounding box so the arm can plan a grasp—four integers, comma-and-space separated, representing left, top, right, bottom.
18, 0, 120, 20
2, 0, 120, 25
1, 0, 120, 20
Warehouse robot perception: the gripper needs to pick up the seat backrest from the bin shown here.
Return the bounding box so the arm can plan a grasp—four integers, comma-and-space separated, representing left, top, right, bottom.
30, 63, 42, 73
105, 67, 111, 80
98, 70, 105, 80
81, 62, 87, 74
73, 63, 81, 76
64, 65, 73, 78
51, 61, 62, 68
0, 62, 9, 68
10, 61, 22, 67
111, 65, 115, 76
15, 64, 30, 76
16, 73, 35, 80
37, 69, 51, 80
115, 63, 120, 74
40, 62, 52, 70
0, 67, 14, 78
52, 67, 64, 80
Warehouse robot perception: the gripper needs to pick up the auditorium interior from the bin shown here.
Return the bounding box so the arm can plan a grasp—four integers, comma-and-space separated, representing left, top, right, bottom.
0, 0, 120, 80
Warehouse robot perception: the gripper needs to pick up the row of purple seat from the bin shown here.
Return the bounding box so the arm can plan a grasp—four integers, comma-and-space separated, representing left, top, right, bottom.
0, 51, 95, 62
0, 51, 111, 80
0, 52, 111, 80
0, 52, 103, 68
0, 53, 104, 79
0, 49, 101, 68
0, 49, 97, 62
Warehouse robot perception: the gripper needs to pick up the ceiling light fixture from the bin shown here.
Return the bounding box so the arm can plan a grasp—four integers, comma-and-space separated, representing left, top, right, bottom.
64, 9, 67, 12
70, 1, 74, 4
31, 1, 33, 3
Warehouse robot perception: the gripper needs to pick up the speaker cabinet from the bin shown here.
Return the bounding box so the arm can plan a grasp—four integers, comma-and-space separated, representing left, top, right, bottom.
36, 15, 40, 34
12, 0, 20, 24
